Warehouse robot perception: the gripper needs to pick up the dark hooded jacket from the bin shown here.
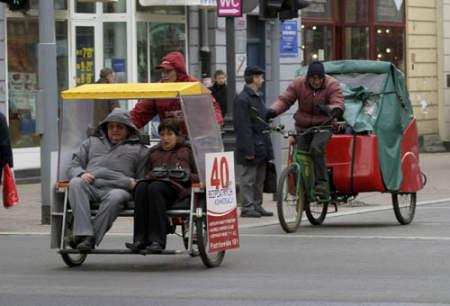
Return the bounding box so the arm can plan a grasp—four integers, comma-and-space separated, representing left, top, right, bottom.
144, 137, 198, 199
67, 108, 148, 192
130, 52, 224, 135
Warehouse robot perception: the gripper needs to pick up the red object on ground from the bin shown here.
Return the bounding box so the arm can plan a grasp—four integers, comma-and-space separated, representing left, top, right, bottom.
3, 164, 19, 208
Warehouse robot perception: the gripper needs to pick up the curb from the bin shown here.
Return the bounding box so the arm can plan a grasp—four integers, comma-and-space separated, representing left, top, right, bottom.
1, 198, 449, 236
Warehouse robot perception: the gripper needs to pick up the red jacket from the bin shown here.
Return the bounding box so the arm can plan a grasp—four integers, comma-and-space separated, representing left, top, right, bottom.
130, 52, 224, 135
270, 75, 344, 130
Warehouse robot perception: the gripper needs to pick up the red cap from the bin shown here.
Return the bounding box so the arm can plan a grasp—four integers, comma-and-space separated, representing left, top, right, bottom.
156, 60, 176, 70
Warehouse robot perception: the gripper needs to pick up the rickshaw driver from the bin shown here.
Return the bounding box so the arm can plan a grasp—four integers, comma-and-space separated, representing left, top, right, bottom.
265, 61, 345, 197
130, 51, 224, 136
66, 108, 148, 250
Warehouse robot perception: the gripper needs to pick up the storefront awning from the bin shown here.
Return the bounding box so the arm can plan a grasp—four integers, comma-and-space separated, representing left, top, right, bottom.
139, 0, 216, 7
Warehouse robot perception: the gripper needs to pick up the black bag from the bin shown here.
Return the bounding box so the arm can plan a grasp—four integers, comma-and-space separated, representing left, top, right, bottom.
263, 161, 277, 194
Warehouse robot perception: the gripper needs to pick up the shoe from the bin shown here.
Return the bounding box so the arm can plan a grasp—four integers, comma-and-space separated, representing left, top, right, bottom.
125, 241, 146, 252
64, 236, 82, 249
315, 184, 328, 197
146, 241, 164, 253
255, 206, 274, 217
240, 209, 261, 218
76, 236, 95, 251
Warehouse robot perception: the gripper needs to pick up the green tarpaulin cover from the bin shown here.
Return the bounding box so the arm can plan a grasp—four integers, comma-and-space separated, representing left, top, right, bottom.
295, 60, 414, 191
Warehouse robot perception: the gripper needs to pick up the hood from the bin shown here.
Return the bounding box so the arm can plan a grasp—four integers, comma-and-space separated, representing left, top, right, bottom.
95, 108, 141, 142
157, 52, 193, 82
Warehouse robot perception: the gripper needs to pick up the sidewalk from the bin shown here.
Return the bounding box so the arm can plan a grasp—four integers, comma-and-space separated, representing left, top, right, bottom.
1, 152, 449, 234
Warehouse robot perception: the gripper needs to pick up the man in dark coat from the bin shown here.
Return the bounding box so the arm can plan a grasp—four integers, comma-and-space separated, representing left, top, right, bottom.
0, 111, 13, 184
233, 66, 274, 218
209, 70, 227, 116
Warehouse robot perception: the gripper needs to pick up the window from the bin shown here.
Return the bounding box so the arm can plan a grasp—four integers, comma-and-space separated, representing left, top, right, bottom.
302, 0, 332, 19
76, 0, 96, 13
376, 0, 404, 22
375, 26, 404, 71
344, 27, 369, 59
103, 22, 127, 82
302, 24, 333, 64
104, 0, 126, 13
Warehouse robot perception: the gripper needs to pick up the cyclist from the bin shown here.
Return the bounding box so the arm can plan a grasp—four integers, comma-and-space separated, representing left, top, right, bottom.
265, 61, 344, 198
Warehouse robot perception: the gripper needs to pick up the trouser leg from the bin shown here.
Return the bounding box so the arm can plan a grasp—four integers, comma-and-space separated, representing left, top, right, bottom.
239, 164, 257, 211
93, 189, 130, 245
68, 177, 99, 237
310, 130, 332, 186
147, 181, 177, 246
254, 162, 267, 209
133, 181, 150, 244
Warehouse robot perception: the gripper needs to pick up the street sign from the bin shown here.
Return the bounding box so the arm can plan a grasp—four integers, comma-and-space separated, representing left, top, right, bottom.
216, 0, 242, 17
280, 20, 298, 58
205, 152, 240, 252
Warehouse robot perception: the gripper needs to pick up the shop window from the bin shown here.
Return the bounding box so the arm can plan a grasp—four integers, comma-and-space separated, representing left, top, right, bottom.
7, 19, 39, 148
345, 0, 368, 23
104, 0, 126, 13
76, 0, 96, 13
344, 27, 369, 59
103, 22, 127, 82
302, 24, 333, 64
375, 26, 404, 71
75, 26, 95, 85
301, 0, 332, 19
376, 0, 404, 22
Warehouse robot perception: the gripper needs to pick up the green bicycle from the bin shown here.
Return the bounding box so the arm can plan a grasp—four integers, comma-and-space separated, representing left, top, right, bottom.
277, 126, 331, 233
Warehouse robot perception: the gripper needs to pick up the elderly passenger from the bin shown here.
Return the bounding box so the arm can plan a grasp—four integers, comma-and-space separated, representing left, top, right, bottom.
67, 108, 148, 250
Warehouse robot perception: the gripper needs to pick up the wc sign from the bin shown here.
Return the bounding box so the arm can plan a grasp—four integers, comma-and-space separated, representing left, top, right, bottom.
216, 0, 242, 17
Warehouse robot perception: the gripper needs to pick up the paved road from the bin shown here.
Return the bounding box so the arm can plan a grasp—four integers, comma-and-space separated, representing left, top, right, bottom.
1, 202, 450, 306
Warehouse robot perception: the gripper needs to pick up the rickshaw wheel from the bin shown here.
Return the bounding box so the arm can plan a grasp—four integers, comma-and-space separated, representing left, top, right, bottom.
196, 215, 225, 268
392, 192, 416, 225
60, 252, 87, 267
277, 165, 304, 233
304, 199, 328, 226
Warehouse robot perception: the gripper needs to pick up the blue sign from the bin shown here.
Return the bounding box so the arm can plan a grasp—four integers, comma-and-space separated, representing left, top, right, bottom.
111, 58, 126, 73
280, 20, 298, 58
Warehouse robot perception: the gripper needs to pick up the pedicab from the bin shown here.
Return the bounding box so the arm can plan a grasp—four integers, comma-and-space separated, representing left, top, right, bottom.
50, 82, 239, 267
276, 60, 425, 232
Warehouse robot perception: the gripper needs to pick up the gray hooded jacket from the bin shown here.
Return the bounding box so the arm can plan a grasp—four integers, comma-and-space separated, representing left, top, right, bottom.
67, 108, 148, 192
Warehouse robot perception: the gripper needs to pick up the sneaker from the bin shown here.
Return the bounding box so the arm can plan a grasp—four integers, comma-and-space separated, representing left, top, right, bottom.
146, 241, 164, 253
240, 209, 261, 218
76, 236, 95, 251
255, 206, 274, 217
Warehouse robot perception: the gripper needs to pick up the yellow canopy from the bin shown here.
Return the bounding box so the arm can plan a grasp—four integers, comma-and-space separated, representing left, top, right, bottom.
61, 82, 211, 100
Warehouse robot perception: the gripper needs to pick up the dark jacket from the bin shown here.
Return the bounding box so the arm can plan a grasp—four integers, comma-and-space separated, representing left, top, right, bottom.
233, 85, 274, 165
0, 112, 13, 183
130, 52, 224, 134
209, 83, 227, 115
144, 137, 198, 199
271, 75, 344, 130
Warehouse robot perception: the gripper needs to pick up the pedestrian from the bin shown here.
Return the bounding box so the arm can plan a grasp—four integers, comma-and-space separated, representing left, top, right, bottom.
234, 66, 274, 218
265, 61, 344, 198
0, 111, 13, 185
130, 51, 224, 135
94, 68, 119, 124
66, 108, 148, 250
209, 70, 227, 115
125, 119, 198, 253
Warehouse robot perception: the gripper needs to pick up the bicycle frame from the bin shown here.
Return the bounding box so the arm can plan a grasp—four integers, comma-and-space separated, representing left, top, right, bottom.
289, 144, 315, 203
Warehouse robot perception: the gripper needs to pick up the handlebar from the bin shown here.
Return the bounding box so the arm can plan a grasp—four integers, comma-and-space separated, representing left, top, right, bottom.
269, 124, 333, 138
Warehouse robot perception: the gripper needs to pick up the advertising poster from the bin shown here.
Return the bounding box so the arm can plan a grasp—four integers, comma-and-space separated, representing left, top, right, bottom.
205, 152, 240, 252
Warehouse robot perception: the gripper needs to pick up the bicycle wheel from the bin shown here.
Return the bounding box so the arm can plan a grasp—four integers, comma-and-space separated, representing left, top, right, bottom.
61, 252, 87, 267
392, 192, 416, 225
277, 165, 304, 233
304, 198, 328, 226
196, 215, 225, 267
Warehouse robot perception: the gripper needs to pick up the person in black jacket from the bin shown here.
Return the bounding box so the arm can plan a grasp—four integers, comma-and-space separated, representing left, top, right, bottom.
0, 111, 13, 185
209, 70, 227, 116
233, 66, 274, 218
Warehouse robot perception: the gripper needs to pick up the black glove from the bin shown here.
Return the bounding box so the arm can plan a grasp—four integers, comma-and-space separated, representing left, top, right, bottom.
330, 107, 343, 119
265, 109, 278, 121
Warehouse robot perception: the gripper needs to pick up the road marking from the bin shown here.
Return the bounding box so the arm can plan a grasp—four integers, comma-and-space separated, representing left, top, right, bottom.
240, 233, 450, 241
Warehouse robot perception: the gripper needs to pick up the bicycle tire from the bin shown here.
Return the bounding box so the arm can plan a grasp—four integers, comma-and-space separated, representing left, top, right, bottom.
61, 252, 87, 267
196, 214, 225, 268
277, 164, 304, 233
392, 192, 416, 225
304, 198, 328, 226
